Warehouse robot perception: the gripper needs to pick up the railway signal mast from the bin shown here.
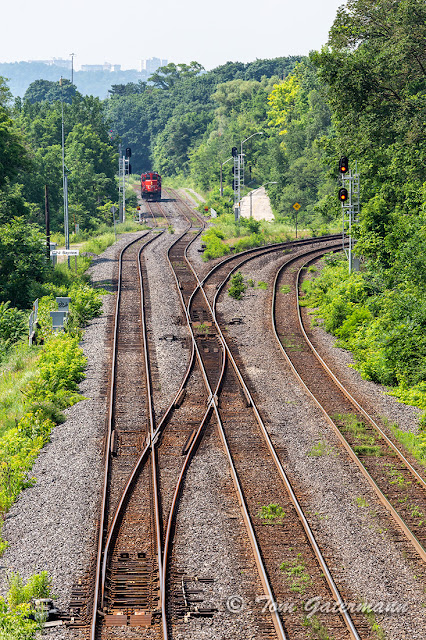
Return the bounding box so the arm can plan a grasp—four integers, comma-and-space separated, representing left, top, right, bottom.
339, 156, 360, 273
232, 146, 240, 222
119, 147, 132, 223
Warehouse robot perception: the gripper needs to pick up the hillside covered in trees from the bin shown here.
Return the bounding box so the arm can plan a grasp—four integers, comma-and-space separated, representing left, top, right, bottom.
0, 0, 424, 417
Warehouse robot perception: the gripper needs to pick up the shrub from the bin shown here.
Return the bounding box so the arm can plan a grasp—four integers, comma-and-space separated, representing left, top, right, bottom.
228, 271, 247, 300
0, 303, 27, 347
0, 571, 53, 639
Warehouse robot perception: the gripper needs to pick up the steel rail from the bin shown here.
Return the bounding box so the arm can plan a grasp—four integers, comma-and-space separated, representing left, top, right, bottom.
175, 196, 363, 638
203, 241, 361, 640
137, 239, 164, 618
271, 248, 426, 565
97, 202, 199, 637
90, 231, 150, 639
161, 191, 287, 640
296, 254, 426, 490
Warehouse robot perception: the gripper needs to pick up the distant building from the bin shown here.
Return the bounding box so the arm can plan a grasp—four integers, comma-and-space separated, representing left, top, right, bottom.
139, 57, 167, 74
80, 62, 124, 72
28, 58, 72, 69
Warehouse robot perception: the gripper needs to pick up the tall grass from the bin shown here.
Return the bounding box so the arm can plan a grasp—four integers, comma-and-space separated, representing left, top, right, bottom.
0, 345, 40, 438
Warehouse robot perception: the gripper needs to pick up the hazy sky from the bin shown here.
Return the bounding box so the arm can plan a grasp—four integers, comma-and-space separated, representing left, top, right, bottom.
3, 0, 345, 70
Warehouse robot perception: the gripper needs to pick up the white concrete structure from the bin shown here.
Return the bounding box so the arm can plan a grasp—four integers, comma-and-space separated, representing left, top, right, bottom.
240, 186, 275, 221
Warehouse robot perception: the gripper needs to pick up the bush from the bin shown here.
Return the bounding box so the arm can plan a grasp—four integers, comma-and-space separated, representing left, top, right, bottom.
0, 571, 53, 639
0, 302, 27, 347
228, 271, 247, 300
68, 284, 104, 328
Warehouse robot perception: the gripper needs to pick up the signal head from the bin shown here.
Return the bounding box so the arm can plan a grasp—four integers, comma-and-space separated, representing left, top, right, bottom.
339, 156, 349, 173
338, 188, 348, 202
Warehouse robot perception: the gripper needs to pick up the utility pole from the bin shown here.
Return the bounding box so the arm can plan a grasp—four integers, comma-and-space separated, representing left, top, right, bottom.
231, 147, 240, 222
45, 185, 50, 260
70, 53, 75, 84
60, 77, 70, 268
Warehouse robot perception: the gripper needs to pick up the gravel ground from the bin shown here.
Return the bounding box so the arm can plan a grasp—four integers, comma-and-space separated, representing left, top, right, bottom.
4, 206, 425, 640
0, 232, 144, 627
215, 249, 426, 640
172, 420, 270, 640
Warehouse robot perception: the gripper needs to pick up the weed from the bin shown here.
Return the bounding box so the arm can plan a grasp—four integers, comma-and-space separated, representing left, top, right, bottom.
308, 440, 338, 457
302, 614, 333, 639
356, 497, 369, 508
257, 281, 268, 290
361, 601, 386, 640
247, 278, 255, 287
334, 413, 381, 455
280, 554, 311, 595
228, 271, 247, 300
410, 504, 423, 519
353, 445, 382, 456
256, 504, 286, 524
280, 284, 291, 294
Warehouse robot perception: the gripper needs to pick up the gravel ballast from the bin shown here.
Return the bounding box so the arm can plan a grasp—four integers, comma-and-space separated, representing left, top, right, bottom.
215, 249, 426, 640
2, 214, 425, 640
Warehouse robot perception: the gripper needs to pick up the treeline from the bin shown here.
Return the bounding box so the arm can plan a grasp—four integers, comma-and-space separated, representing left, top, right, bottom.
0, 75, 119, 311
303, 0, 426, 426
104, 55, 342, 230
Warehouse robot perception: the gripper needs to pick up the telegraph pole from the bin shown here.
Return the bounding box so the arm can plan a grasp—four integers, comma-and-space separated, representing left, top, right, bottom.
45, 185, 50, 260
60, 77, 70, 267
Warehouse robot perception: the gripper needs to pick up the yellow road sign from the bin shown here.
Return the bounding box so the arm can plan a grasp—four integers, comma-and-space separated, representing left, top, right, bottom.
293, 202, 301, 211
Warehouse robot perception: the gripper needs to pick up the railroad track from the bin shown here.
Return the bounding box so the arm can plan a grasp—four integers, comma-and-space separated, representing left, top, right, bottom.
71, 187, 421, 639
89, 230, 165, 638
271, 249, 426, 563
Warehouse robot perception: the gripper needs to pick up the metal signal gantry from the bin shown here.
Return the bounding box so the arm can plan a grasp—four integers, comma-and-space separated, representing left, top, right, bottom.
339, 156, 360, 273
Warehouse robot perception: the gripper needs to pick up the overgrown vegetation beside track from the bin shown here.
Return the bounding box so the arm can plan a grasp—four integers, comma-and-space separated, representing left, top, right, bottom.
0, 222, 144, 557
300, 254, 426, 464
200, 213, 316, 261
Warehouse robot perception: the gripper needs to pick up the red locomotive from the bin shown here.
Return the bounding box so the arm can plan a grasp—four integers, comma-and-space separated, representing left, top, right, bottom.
141, 171, 162, 201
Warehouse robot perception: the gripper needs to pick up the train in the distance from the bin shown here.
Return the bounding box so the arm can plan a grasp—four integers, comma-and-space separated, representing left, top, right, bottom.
141, 171, 162, 201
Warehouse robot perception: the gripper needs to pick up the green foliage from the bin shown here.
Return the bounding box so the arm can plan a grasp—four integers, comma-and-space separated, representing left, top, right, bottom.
0, 218, 51, 309
0, 303, 26, 347
304, 254, 426, 432
201, 227, 231, 261
67, 284, 104, 329
23, 79, 77, 104
0, 571, 53, 639
26, 333, 86, 409
308, 440, 337, 457
280, 553, 311, 594
256, 504, 286, 524
228, 271, 247, 300
0, 411, 54, 513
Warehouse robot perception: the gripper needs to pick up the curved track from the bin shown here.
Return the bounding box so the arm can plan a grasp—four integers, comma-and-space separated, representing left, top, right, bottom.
82, 189, 419, 640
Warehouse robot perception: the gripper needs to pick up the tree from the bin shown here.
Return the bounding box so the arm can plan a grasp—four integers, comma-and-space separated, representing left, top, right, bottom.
148, 62, 204, 89
24, 79, 77, 104
311, 0, 426, 261
0, 218, 50, 308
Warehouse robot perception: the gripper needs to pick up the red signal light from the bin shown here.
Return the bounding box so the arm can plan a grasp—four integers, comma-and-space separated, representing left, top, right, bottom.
338, 188, 348, 202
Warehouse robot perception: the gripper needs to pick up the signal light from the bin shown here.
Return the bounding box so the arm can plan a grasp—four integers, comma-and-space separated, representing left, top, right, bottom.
232, 180, 237, 190
125, 147, 132, 158
231, 146, 238, 158
339, 156, 349, 173
338, 188, 348, 202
